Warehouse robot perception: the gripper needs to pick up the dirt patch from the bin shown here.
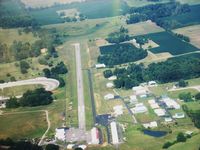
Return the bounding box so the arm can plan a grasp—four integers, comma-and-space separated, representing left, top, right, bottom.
142, 40, 159, 50
95, 39, 109, 47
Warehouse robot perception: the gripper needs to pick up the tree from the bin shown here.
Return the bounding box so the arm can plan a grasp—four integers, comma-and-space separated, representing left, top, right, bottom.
176, 132, 186, 142
162, 141, 173, 149
103, 70, 113, 78
6, 97, 19, 108
195, 93, 200, 100
45, 144, 59, 150
43, 68, 51, 78
178, 79, 188, 87
179, 92, 193, 102
20, 60, 30, 74
19, 88, 53, 107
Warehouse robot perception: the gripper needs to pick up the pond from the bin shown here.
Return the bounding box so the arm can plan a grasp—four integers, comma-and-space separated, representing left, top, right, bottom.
143, 129, 167, 137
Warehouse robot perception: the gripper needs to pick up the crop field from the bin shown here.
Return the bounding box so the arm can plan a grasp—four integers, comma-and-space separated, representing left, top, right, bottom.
0, 28, 39, 46
138, 32, 199, 55
173, 24, 200, 49
29, 0, 129, 25
0, 112, 47, 139
160, 4, 200, 29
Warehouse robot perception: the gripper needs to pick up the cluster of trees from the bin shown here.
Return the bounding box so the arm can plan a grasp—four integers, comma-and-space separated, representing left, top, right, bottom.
98, 43, 147, 66
0, 43, 10, 63
6, 88, 53, 108
19, 60, 30, 74
182, 105, 200, 128
0, 138, 59, 150
64, 14, 87, 22
106, 27, 130, 44
179, 92, 193, 102
105, 54, 200, 89
174, 33, 190, 42
177, 79, 188, 87
43, 62, 68, 87
127, 2, 190, 29
163, 132, 189, 149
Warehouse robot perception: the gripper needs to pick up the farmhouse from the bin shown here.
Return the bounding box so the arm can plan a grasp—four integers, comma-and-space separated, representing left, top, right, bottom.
143, 121, 158, 128
95, 64, 106, 69
154, 108, 166, 116
104, 93, 114, 100
131, 103, 148, 114
110, 121, 120, 145
162, 97, 180, 109
148, 81, 157, 86
165, 117, 173, 122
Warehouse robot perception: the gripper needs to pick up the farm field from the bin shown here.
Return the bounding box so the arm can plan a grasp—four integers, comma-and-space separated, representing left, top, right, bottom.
124, 0, 170, 7
29, 0, 129, 25
173, 24, 200, 48
139, 31, 199, 55
0, 111, 47, 139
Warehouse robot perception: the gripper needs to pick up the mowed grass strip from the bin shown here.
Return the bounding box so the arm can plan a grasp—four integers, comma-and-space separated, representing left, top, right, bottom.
0, 112, 47, 139
139, 32, 199, 55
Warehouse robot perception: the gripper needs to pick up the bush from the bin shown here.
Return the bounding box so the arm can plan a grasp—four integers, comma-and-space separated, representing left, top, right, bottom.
176, 132, 187, 142
6, 97, 19, 108
178, 79, 188, 87
162, 141, 173, 149
195, 93, 200, 100
179, 92, 193, 102
45, 144, 59, 150
20, 60, 30, 74
103, 70, 113, 78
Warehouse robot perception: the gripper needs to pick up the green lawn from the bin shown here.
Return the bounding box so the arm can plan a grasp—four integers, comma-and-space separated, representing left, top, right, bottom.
0, 112, 47, 139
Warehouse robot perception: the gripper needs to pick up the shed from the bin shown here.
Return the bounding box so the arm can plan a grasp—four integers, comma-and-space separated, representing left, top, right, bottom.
104, 94, 114, 100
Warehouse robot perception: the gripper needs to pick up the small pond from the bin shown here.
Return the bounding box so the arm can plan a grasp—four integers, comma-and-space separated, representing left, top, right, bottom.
143, 129, 167, 137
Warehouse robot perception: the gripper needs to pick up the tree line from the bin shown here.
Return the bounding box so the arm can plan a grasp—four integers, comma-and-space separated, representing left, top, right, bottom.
103, 54, 200, 89
126, 2, 190, 29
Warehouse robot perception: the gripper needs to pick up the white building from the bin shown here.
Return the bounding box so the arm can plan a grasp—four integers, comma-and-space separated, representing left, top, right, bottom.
148, 100, 160, 109
55, 128, 66, 141
95, 64, 106, 69
67, 144, 75, 149
165, 117, 173, 122
129, 95, 138, 104
131, 103, 148, 114
104, 94, 114, 100
108, 76, 117, 81
143, 121, 158, 128
148, 81, 157, 87
113, 105, 123, 116
90, 127, 100, 145
110, 121, 119, 144
106, 82, 114, 88
173, 112, 185, 119
162, 97, 180, 109
132, 86, 147, 96
154, 108, 166, 116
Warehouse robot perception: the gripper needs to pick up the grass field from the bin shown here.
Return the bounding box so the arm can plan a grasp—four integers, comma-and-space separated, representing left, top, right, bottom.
124, 0, 169, 7
0, 84, 41, 97
138, 31, 199, 55
173, 24, 200, 49
0, 28, 38, 46
0, 112, 47, 139
29, 0, 129, 25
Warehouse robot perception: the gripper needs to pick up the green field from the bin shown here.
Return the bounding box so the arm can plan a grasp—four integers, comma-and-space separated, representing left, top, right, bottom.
0, 112, 47, 139
138, 32, 199, 55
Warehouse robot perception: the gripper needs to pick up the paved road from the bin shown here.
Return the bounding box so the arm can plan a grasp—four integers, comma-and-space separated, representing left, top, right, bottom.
74, 43, 86, 130
0, 77, 59, 91
169, 85, 200, 92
